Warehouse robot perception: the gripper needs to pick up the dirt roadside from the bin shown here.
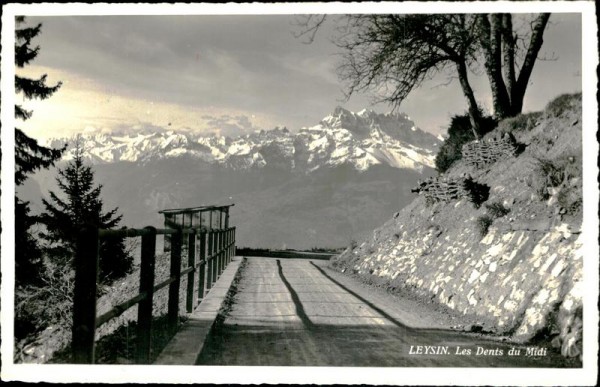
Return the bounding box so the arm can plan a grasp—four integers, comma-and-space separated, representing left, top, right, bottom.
318, 259, 495, 335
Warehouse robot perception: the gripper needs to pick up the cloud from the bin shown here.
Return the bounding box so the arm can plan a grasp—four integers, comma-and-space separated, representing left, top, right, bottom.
20, 14, 583, 140
17, 65, 279, 141
25, 15, 353, 129
202, 114, 258, 137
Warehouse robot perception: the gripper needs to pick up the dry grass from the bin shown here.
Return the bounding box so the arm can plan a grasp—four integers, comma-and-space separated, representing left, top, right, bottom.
14, 244, 193, 363
495, 112, 543, 134
545, 93, 582, 118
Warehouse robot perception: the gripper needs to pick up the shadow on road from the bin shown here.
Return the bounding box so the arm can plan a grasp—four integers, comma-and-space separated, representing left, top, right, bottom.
196, 257, 581, 368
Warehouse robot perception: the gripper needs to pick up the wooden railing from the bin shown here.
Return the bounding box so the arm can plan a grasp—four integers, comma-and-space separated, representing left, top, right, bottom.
71, 211, 236, 364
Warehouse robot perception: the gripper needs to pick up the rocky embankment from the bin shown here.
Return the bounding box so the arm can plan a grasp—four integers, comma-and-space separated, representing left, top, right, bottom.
330, 94, 584, 361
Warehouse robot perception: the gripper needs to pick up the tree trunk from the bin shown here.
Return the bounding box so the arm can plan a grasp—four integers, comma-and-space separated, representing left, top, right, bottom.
512, 13, 551, 115
456, 61, 483, 139
510, 91, 524, 117
477, 14, 512, 120
501, 14, 516, 110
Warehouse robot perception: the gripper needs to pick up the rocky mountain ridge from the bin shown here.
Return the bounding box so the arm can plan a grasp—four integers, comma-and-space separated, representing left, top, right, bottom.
24, 106, 439, 249
46, 107, 441, 173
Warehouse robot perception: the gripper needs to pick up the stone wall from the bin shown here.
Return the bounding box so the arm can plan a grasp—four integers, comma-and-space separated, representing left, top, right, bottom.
338, 198, 582, 359
331, 96, 584, 360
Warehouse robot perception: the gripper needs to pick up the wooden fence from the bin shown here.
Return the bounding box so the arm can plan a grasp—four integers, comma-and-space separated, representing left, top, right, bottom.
461, 132, 519, 168
71, 205, 236, 364
411, 175, 490, 208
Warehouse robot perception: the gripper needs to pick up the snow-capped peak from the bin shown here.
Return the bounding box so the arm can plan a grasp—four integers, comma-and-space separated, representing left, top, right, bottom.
49, 107, 440, 173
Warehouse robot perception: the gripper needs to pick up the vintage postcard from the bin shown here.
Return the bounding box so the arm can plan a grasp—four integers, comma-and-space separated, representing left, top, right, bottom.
1, 1, 597, 385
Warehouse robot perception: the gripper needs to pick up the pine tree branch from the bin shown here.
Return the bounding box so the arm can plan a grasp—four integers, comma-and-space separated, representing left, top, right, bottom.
15, 129, 65, 185
15, 75, 62, 100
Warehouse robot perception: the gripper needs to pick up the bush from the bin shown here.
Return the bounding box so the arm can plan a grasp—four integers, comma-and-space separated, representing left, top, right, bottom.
15, 259, 74, 342
485, 202, 510, 218
435, 113, 497, 173
475, 215, 494, 238
528, 155, 581, 208
557, 186, 582, 215
530, 157, 567, 200
545, 93, 582, 118
473, 201, 510, 240
463, 177, 490, 208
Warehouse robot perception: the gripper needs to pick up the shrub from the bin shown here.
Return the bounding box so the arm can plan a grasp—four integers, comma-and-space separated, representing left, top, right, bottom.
531, 157, 567, 200
485, 202, 511, 218
473, 201, 510, 240
496, 111, 542, 133
529, 155, 582, 207
475, 215, 494, 238
435, 113, 497, 173
14, 259, 74, 342
557, 186, 582, 215
463, 177, 490, 208
545, 93, 582, 118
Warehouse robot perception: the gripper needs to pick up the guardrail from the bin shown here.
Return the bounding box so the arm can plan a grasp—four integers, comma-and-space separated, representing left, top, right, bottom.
71, 223, 236, 364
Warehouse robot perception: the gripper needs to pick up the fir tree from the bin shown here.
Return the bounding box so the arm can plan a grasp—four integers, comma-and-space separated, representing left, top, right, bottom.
14, 16, 66, 286
40, 138, 133, 284
15, 16, 65, 184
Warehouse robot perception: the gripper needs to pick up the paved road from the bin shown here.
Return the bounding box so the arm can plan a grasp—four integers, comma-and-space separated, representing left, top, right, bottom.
197, 258, 578, 367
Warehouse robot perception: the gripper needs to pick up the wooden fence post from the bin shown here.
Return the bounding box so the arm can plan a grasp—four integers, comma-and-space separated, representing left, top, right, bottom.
228, 228, 233, 264
221, 230, 226, 271
223, 230, 228, 268
211, 231, 218, 283
223, 229, 228, 268
198, 231, 206, 299
168, 230, 182, 334
227, 228, 230, 264
137, 226, 156, 364
72, 225, 99, 364
206, 231, 214, 290
225, 228, 230, 265
163, 213, 172, 252
217, 230, 222, 277
186, 231, 196, 313
232, 228, 236, 261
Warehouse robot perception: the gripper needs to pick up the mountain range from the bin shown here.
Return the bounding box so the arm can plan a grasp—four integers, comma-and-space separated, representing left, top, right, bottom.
47, 107, 441, 173
26, 107, 441, 248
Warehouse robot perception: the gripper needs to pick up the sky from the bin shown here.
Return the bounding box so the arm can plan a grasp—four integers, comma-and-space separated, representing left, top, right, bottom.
17, 12, 582, 142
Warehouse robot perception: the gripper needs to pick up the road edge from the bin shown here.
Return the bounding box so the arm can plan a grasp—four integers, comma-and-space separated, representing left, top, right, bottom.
153, 256, 244, 365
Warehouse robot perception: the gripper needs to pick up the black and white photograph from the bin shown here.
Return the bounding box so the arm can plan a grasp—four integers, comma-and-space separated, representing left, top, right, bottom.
1, 2, 598, 385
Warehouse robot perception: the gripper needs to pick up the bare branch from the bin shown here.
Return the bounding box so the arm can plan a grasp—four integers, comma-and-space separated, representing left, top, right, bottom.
291, 15, 328, 44
334, 14, 468, 110
312, 12, 552, 134
431, 71, 460, 89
